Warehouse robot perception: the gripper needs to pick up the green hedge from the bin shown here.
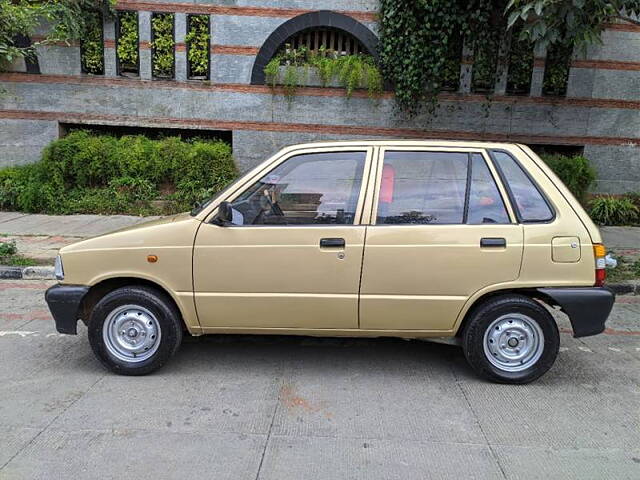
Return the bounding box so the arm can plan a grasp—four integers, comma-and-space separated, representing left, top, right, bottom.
540, 153, 596, 202
0, 131, 236, 215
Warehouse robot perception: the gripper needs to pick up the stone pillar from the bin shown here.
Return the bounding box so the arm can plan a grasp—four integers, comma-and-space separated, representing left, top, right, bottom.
175, 13, 187, 81
459, 40, 473, 94
494, 33, 511, 95
530, 44, 547, 97
139, 11, 152, 80
209, 15, 216, 81
104, 16, 117, 77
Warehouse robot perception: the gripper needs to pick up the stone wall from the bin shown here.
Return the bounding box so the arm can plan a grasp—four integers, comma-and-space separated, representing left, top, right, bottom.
1, 0, 640, 193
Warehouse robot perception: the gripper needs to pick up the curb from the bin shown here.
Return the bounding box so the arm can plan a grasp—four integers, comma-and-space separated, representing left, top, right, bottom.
0, 265, 55, 280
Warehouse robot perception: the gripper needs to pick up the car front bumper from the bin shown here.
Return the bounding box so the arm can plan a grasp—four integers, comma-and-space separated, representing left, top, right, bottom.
45, 284, 89, 335
537, 287, 616, 337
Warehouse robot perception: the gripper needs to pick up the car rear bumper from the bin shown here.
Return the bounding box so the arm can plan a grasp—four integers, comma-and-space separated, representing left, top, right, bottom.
45, 284, 89, 335
537, 287, 615, 337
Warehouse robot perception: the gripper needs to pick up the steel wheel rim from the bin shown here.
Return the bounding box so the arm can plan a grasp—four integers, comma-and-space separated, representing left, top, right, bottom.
103, 305, 161, 363
483, 313, 544, 372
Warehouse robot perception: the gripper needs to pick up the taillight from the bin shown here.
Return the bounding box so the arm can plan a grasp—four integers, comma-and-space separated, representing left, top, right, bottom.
593, 244, 606, 286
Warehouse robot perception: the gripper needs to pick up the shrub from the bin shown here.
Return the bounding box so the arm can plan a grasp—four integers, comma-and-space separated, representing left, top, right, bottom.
0, 131, 236, 215
589, 195, 640, 226
540, 154, 596, 202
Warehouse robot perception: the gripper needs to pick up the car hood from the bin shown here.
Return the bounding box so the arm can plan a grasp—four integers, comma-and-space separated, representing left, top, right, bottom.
60, 212, 199, 254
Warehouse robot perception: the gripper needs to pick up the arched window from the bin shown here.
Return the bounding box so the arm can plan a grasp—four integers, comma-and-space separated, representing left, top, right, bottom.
251, 10, 379, 85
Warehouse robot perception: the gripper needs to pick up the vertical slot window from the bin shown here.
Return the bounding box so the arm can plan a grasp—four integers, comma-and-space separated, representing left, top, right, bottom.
81, 11, 104, 75
543, 42, 573, 96
151, 13, 175, 79
116, 11, 139, 76
506, 24, 534, 95
186, 14, 210, 80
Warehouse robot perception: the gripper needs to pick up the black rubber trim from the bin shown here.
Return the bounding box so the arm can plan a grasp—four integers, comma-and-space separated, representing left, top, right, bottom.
45, 284, 89, 335
537, 287, 615, 337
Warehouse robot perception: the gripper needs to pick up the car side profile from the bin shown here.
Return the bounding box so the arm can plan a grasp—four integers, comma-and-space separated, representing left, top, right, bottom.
45, 140, 615, 383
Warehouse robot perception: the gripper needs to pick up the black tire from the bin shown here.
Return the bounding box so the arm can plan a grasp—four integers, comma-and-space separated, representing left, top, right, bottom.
461, 294, 559, 384
88, 286, 183, 375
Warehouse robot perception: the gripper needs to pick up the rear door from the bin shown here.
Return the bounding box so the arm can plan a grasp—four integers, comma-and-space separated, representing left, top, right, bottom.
359, 147, 524, 332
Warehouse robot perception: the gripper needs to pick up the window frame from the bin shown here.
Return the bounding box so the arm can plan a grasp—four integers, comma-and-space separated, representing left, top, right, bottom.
206, 146, 375, 228
488, 148, 556, 224
367, 146, 517, 226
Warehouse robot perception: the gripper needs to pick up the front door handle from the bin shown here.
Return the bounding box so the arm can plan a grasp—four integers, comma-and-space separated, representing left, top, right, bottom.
320, 238, 345, 248
480, 237, 507, 248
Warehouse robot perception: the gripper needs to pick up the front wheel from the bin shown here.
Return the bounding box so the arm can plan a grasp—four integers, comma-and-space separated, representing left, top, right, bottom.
88, 286, 183, 375
462, 294, 559, 384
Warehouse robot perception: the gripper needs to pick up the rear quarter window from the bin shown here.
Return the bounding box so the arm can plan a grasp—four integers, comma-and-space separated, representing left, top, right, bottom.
491, 150, 554, 223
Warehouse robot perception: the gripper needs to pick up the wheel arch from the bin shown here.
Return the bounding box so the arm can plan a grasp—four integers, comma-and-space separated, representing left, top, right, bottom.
454, 287, 555, 337
78, 276, 198, 334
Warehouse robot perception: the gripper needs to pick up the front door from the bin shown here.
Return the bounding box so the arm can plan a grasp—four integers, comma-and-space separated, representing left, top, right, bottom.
193, 148, 372, 330
359, 148, 524, 332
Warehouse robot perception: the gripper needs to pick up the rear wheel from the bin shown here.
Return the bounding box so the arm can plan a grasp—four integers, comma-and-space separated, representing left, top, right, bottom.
462, 294, 559, 384
88, 286, 183, 375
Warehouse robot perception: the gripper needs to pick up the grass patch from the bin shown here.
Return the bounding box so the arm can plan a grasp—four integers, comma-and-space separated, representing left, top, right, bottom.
606, 251, 640, 283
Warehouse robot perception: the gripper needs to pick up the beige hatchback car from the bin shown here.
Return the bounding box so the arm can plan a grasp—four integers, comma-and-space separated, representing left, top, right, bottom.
46, 141, 614, 383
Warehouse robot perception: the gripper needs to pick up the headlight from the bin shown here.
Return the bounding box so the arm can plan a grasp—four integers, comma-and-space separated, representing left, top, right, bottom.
54, 255, 64, 280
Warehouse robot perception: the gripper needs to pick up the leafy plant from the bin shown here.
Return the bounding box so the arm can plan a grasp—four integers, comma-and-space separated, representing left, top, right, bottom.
540, 154, 596, 201
186, 14, 209, 78
589, 195, 640, 226
81, 11, 104, 74
506, 0, 640, 52
151, 13, 174, 79
0, 131, 237, 215
117, 10, 138, 74
0, 0, 114, 71
264, 47, 383, 101
0, 239, 17, 257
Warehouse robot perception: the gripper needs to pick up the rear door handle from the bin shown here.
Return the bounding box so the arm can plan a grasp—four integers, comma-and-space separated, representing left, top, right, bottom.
320, 238, 345, 248
480, 237, 506, 248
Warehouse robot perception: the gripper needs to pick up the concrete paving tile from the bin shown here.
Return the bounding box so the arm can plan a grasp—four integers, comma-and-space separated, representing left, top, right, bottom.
456, 341, 640, 450
0, 426, 40, 468
270, 339, 486, 444
494, 445, 640, 480
49, 338, 284, 436
0, 212, 28, 224
1, 429, 265, 480
258, 434, 504, 480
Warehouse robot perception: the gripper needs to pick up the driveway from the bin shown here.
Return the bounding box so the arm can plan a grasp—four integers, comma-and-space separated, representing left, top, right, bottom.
0, 280, 639, 479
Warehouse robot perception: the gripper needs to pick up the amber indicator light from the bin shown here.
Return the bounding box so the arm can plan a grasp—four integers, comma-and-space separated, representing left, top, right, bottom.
147, 255, 158, 263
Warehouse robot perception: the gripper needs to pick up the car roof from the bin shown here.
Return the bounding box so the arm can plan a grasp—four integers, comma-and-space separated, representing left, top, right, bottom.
280, 139, 524, 152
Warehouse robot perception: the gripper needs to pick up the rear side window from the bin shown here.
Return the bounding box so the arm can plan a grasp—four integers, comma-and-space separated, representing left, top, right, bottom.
492, 151, 554, 222
467, 154, 510, 224
376, 151, 468, 224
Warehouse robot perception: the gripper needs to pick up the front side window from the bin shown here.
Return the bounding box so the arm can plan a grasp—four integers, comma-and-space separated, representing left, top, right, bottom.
492, 151, 554, 222
229, 151, 366, 225
376, 151, 468, 224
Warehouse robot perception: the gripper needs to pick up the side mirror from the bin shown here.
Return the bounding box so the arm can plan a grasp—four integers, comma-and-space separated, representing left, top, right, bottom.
212, 201, 233, 226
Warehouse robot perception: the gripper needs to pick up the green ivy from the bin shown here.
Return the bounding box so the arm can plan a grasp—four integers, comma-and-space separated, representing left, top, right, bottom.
264, 46, 383, 102
151, 13, 175, 79
186, 14, 209, 78
81, 11, 104, 75
117, 11, 138, 73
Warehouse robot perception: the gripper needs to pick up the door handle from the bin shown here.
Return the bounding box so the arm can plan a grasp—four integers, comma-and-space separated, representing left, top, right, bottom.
480, 237, 507, 248
320, 238, 345, 248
